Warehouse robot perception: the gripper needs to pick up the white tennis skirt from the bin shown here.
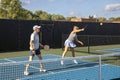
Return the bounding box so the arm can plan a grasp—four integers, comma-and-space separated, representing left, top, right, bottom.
64, 39, 76, 48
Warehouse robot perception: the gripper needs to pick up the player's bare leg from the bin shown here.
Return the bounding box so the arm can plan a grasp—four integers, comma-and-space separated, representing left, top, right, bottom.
61, 46, 69, 65
70, 48, 78, 64
24, 56, 34, 75
37, 54, 46, 72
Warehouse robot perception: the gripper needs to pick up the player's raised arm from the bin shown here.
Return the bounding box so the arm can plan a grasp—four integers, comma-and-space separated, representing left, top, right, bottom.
73, 26, 84, 33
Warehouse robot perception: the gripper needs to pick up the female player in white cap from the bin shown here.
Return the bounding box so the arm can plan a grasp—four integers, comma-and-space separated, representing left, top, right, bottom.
24, 25, 46, 76
61, 26, 84, 65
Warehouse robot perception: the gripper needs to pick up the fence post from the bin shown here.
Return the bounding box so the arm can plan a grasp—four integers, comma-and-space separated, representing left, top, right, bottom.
61, 33, 64, 50
88, 35, 90, 53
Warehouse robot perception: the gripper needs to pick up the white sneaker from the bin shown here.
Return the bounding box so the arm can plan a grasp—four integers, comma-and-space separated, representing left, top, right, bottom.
61, 60, 64, 65
24, 71, 29, 76
73, 60, 78, 64
40, 69, 46, 72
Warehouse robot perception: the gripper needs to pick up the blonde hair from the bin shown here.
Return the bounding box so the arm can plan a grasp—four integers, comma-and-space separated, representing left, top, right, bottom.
73, 26, 79, 30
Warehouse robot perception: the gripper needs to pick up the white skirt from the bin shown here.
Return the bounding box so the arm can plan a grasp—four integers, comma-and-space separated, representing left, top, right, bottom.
64, 39, 76, 48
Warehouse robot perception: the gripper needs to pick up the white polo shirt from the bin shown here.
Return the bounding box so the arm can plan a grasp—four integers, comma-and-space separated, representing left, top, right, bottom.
30, 32, 40, 50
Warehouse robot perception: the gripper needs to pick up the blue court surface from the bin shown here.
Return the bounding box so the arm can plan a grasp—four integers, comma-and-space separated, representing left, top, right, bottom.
0, 54, 120, 80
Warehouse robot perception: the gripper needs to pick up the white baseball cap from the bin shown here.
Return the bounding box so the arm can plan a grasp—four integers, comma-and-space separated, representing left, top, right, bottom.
33, 25, 41, 30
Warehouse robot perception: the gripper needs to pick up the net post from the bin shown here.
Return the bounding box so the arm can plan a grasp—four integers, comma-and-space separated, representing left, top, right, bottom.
87, 35, 90, 53
61, 33, 64, 50
98, 55, 102, 80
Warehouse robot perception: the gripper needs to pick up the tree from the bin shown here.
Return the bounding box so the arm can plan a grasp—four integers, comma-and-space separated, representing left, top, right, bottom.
19, 8, 33, 20
115, 17, 120, 21
109, 17, 120, 21
40, 12, 51, 20
0, 0, 69, 20
51, 14, 65, 21
98, 17, 106, 22
0, 0, 22, 19
34, 10, 51, 20
0, 0, 10, 18
109, 17, 115, 21
0, 7, 7, 18
66, 16, 77, 21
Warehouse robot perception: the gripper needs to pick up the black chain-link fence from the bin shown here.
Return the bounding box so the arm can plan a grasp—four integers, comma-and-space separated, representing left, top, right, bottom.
0, 19, 120, 52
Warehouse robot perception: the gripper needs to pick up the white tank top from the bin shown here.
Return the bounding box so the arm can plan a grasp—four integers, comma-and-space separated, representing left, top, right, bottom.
68, 32, 77, 42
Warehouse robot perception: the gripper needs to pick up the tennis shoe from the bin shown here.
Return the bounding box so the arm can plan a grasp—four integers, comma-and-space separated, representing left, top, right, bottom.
24, 71, 29, 76
40, 68, 46, 72
73, 60, 78, 64
61, 60, 64, 65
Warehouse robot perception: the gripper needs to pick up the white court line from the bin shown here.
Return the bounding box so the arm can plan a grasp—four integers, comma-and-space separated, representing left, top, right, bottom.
96, 48, 120, 52
0, 58, 17, 64
4, 58, 17, 63
104, 63, 120, 68
0, 54, 61, 65
0, 56, 28, 61
4, 58, 39, 70
1, 54, 60, 61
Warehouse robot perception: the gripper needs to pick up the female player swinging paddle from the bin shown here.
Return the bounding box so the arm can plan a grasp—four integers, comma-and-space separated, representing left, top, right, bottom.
61, 26, 84, 65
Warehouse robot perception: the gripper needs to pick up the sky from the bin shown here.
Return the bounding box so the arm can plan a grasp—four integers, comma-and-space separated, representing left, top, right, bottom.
20, 0, 120, 19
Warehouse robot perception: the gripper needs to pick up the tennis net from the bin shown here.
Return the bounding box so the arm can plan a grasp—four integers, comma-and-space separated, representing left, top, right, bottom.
0, 53, 120, 80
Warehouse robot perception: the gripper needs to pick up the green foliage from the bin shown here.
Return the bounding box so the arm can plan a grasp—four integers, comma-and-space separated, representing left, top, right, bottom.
0, 0, 22, 19
19, 8, 33, 20
98, 17, 107, 22
0, 0, 119, 21
109, 17, 120, 21
66, 16, 77, 21
34, 10, 51, 20
0, 8, 7, 18
51, 14, 65, 21
34, 10, 65, 21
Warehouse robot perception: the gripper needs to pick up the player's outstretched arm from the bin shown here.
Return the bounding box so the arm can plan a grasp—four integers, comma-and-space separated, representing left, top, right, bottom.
76, 38, 84, 45
73, 28, 84, 33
